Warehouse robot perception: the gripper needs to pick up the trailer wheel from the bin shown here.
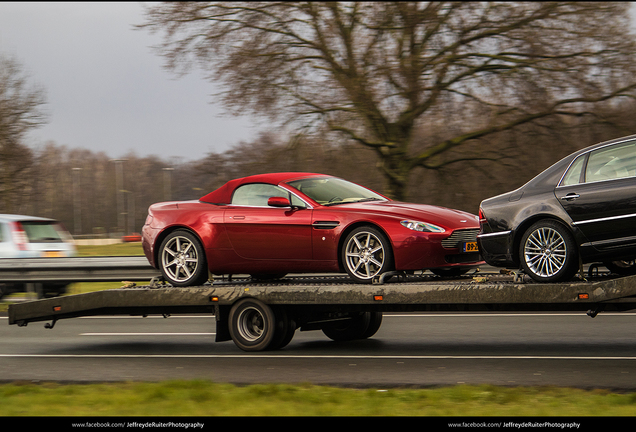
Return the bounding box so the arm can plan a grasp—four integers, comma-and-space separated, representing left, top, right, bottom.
229, 298, 277, 351
268, 306, 296, 350
361, 311, 383, 339
322, 312, 382, 341
159, 230, 208, 287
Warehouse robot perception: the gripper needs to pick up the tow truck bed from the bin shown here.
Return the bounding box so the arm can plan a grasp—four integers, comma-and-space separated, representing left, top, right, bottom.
8, 272, 636, 351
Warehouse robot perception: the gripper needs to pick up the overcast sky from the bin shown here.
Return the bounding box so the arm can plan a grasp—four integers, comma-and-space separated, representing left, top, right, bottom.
1, 3, 635, 163
0, 2, 263, 163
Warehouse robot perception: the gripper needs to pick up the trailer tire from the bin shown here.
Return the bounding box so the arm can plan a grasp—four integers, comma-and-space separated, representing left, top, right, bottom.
361, 311, 383, 339
268, 306, 296, 350
322, 311, 382, 341
229, 298, 276, 351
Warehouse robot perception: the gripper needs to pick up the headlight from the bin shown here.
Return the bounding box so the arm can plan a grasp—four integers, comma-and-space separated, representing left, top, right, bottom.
400, 220, 445, 233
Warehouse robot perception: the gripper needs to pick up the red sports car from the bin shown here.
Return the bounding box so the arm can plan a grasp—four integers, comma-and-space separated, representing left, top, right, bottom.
142, 172, 482, 286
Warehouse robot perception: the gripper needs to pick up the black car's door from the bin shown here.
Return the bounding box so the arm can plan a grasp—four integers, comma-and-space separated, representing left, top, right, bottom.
556, 139, 636, 249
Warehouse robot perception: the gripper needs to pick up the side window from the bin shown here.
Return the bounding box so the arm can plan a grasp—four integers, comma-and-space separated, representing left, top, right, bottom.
585, 141, 636, 183
561, 156, 586, 186
231, 184, 289, 206
290, 194, 306, 208
0, 223, 4, 242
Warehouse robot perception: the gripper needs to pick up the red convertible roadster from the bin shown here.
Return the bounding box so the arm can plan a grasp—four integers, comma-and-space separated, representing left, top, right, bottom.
142, 172, 482, 286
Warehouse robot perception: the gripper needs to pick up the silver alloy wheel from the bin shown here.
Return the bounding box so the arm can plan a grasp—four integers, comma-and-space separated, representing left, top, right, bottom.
344, 230, 386, 280
161, 234, 201, 284
523, 226, 568, 278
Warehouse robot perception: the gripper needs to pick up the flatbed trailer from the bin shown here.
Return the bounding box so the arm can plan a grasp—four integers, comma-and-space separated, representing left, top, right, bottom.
8, 270, 636, 351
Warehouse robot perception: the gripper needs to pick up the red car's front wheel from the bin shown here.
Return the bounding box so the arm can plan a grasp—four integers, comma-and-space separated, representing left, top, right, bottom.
342, 226, 393, 283
158, 230, 209, 287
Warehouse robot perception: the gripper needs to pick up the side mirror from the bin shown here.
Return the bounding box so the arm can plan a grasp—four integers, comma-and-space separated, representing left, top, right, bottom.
268, 196, 291, 208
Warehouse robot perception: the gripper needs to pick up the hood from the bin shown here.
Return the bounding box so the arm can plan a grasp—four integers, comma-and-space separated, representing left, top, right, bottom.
340, 201, 479, 230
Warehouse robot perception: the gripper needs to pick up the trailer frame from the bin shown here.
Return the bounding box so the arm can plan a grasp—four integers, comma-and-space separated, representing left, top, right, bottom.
8, 271, 636, 351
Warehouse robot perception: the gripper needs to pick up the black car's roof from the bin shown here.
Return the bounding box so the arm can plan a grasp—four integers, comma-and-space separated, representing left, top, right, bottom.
525, 134, 636, 190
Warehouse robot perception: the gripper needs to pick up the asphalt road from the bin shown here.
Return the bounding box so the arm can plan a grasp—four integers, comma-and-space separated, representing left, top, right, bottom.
1, 312, 635, 389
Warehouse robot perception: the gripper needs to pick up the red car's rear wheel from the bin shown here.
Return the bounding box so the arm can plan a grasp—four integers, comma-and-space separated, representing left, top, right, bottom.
159, 230, 208, 287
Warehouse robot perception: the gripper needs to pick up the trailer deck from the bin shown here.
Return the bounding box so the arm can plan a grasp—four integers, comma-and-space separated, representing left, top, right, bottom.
8, 270, 636, 351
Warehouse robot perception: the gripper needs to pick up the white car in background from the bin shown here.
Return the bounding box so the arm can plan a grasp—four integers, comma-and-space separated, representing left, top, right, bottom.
0, 214, 76, 298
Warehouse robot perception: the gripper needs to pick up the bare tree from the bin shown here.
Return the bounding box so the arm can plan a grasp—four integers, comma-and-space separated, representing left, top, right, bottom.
0, 54, 47, 211
139, 2, 636, 200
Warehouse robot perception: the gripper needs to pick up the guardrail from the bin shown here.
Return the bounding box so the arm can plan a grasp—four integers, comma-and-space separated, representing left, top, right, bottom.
0, 256, 160, 283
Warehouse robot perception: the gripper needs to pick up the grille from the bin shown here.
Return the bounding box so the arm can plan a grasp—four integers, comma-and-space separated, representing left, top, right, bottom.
441, 229, 479, 249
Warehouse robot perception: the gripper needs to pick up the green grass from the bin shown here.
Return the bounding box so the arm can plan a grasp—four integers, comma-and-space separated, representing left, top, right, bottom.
75, 242, 145, 257
1, 381, 636, 417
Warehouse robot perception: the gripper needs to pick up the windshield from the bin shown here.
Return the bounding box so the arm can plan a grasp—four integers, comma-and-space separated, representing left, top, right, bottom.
287, 177, 386, 206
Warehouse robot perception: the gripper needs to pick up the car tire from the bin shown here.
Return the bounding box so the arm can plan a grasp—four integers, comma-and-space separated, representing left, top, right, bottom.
342, 226, 393, 283
519, 220, 578, 283
159, 230, 208, 287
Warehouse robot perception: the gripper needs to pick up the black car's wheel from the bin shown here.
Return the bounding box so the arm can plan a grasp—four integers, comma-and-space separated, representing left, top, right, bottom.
159, 230, 208, 287
519, 220, 578, 283
342, 226, 393, 283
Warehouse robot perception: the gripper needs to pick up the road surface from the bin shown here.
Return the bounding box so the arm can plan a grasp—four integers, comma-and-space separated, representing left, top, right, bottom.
1, 312, 634, 389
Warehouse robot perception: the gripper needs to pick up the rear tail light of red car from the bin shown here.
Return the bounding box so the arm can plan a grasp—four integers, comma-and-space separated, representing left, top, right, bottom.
10, 221, 29, 250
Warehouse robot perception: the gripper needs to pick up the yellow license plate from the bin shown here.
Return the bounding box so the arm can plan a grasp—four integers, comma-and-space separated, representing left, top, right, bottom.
42, 251, 63, 257
463, 242, 479, 253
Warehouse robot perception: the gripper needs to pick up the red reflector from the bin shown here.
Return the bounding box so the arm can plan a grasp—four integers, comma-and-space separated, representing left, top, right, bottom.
374, 295, 383, 301
578, 293, 589, 300
53, 306, 62, 312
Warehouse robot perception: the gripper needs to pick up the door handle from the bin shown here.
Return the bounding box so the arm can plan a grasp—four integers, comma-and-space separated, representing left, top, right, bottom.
560, 193, 580, 201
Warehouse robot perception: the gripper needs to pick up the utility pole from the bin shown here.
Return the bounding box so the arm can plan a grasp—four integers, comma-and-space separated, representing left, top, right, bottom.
110, 159, 127, 235
163, 167, 174, 201
72, 167, 82, 235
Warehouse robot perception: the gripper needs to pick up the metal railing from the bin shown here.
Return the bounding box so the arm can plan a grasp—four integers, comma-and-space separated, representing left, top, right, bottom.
0, 256, 160, 283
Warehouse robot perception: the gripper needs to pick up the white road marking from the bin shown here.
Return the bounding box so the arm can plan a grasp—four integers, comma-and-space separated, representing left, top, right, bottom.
80, 333, 215, 336
0, 354, 635, 360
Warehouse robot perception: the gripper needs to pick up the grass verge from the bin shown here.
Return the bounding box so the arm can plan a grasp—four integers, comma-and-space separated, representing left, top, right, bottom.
1, 381, 636, 417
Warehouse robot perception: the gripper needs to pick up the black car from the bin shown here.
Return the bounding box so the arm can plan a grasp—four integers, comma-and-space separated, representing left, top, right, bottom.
478, 134, 636, 282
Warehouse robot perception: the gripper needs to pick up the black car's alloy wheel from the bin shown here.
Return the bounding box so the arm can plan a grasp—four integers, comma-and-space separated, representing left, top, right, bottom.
159, 230, 208, 287
520, 220, 578, 283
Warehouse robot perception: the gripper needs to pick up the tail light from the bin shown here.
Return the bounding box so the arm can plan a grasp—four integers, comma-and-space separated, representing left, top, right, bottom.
478, 208, 488, 232
10, 221, 29, 250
